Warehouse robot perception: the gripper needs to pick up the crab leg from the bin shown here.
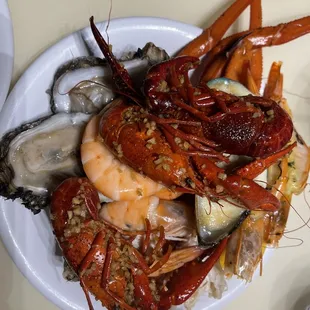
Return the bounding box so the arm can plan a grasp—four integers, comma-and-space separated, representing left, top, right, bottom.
248, 0, 263, 90
263, 62, 283, 100
200, 31, 251, 83
177, 0, 254, 57
224, 16, 310, 81
200, 16, 310, 85
202, 0, 263, 89
231, 0, 263, 92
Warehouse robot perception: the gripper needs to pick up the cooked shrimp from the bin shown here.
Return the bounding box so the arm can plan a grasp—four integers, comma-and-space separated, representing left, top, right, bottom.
264, 99, 310, 246
99, 196, 197, 242
81, 99, 180, 201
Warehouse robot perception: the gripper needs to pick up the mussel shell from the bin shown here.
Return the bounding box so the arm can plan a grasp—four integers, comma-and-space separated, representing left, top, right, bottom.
195, 196, 249, 247
207, 78, 252, 96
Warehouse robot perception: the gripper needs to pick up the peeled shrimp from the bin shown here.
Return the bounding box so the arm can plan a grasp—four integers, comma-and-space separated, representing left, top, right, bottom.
99, 196, 197, 242
81, 99, 179, 201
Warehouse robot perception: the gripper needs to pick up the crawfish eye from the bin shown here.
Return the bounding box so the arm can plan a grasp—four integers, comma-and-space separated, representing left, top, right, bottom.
185, 177, 195, 189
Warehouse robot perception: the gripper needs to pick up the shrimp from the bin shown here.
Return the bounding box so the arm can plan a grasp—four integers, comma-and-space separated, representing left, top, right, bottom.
81, 98, 180, 201
99, 196, 197, 242
224, 62, 310, 280
264, 98, 310, 246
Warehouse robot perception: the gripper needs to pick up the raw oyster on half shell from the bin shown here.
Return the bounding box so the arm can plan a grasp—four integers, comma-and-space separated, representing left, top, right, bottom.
0, 113, 90, 213
51, 43, 169, 114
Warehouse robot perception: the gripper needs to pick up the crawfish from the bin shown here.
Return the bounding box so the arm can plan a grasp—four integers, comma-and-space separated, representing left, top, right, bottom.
87, 10, 310, 212
51, 177, 226, 310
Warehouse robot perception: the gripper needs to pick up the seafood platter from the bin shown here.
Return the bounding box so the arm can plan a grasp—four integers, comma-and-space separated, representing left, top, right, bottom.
0, 0, 309, 309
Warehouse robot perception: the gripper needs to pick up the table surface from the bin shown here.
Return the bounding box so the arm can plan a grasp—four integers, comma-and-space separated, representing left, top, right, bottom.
1, 0, 310, 309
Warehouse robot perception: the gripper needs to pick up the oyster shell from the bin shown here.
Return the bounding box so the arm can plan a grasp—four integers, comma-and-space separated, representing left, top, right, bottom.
0, 113, 90, 213
51, 43, 169, 114
51, 56, 114, 114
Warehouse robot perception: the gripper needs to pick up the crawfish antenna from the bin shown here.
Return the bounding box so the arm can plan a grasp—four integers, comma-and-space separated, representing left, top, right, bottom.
89, 16, 141, 103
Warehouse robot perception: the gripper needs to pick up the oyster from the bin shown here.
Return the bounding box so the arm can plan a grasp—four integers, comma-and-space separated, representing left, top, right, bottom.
51, 43, 169, 114
0, 113, 90, 213
51, 56, 114, 114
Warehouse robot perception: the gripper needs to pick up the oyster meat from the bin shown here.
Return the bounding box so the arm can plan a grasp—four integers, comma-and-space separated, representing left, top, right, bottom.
0, 113, 90, 213
51, 43, 169, 114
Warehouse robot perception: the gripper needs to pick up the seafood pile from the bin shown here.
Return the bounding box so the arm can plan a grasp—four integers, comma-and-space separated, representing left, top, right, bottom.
0, 0, 310, 309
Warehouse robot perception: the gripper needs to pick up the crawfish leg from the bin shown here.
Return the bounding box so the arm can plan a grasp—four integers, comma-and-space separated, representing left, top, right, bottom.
132, 267, 158, 310
236, 142, 296, 179
79, 230, 107, 276
219, 175, 280, 211
101, 239, 136, 310
80, 279, 95, 310
159, 238, 228, 309
78, 230, 109, 310
124, 234, 173, 275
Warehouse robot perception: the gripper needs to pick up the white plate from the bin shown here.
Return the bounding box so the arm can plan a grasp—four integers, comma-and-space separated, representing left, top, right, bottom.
0, 0, 13, 111
0, 16, 307, 310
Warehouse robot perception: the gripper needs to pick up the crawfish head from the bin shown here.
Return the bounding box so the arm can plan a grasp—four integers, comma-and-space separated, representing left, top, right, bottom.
143, 56, 293, 157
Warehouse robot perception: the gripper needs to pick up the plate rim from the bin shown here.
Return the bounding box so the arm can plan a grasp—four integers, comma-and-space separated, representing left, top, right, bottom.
0, 0, 14, 111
